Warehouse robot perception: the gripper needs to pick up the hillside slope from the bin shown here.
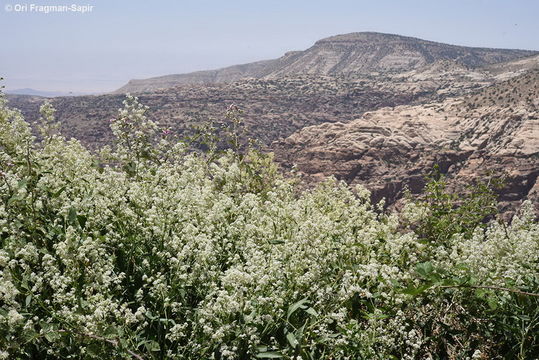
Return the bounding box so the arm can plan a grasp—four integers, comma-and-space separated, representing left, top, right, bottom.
273, 69, 539, 212
116, 32, 537, 93
7, 58, 510, 151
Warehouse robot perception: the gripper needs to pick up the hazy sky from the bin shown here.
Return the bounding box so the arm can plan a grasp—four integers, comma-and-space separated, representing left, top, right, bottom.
1, 0, 538, 93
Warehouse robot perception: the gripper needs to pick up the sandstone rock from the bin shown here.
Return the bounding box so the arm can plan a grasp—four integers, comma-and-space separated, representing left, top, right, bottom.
273, 70, 539, 213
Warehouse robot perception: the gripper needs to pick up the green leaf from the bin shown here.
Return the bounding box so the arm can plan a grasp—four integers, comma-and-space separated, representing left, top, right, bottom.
145, 311, 157, 320
286, 332, 299, 348
287, 298, 309, 321
474, 288, 487, 298
68, 207, 78, 226
401, 284, 432, 296
52, 186, 66, 198
123, 161, 137, 177
364, 312, 391, 320
145, 340, 160, 352
402, 284, 432, 296
77, 215, 87, 229
25, 294, 32, 307
256, 351, 283, 358
415, 262, 434, 279
22, 328, 39, 343
7, 194, 24, 206
119, 337, 129, 348
20, 276, 30, 290
39, 321, 51, 332
487, 296, 498, 310
305, 307, 318, 317
44, 331, 61, 342
86, 343, 102, 357
18, 179, 28, 187
104, 325, 118, 338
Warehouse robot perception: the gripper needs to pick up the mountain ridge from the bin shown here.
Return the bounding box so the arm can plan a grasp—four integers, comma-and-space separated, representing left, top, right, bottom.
115, 32, 538, 93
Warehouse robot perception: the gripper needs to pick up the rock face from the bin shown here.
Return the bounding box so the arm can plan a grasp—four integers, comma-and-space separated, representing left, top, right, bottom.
115, 32, 537, 93
273, 70, 539, 213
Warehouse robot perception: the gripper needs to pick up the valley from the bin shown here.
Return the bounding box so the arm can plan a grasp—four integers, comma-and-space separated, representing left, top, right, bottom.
6, 32, 539, 212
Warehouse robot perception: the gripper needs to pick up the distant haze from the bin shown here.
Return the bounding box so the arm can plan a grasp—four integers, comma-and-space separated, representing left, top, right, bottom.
1, 0, 538, 93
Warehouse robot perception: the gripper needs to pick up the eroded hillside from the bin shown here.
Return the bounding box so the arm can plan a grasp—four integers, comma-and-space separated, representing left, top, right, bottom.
273, 70, 539, 212
116, 32, 537, 93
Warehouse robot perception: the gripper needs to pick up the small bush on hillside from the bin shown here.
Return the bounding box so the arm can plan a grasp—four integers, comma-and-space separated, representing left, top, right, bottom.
0, 92, 538, 359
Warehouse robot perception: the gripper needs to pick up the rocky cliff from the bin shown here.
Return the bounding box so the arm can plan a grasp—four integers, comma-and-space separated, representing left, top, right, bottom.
272, 69, 539, 213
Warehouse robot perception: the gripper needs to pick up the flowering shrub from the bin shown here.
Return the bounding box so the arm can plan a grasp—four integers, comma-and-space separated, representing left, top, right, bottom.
0, 92, 538, 359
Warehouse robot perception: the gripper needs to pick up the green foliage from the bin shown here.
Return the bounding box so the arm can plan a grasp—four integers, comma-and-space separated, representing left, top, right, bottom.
407, 165, 502, 244
0, 95, 538, 359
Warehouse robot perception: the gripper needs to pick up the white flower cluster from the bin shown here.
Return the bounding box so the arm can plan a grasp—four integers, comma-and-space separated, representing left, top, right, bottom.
0, 94, 537, 359
444, 200, 539, 288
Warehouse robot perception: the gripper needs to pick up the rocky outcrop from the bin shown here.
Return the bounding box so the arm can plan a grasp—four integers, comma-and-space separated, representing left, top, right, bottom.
272, 70, 539, 212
